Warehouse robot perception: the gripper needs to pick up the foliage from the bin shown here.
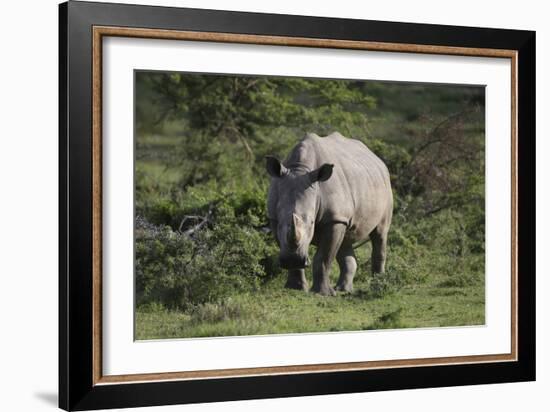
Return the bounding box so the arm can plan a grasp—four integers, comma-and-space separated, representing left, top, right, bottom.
134, 71, 486, 335
135, 212, 273, 310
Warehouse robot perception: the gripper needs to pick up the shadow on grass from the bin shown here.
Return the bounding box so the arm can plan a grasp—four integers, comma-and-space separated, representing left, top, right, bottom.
362, 308, 407, 330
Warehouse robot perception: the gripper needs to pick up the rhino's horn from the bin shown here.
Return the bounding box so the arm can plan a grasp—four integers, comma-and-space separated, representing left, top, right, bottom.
287, 213, 303, 246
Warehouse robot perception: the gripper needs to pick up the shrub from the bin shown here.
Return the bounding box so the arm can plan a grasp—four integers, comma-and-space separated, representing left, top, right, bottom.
367, 272, 405, 298
135, 215, 272, 310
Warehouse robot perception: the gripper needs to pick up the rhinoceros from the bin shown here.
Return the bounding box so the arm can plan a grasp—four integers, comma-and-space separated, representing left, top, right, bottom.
266, 132, 393, 296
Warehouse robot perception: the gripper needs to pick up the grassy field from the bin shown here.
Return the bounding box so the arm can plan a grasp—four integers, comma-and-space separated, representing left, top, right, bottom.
136, 284, 484, 340
134, 73, 485, 340
135, 243, 485, 340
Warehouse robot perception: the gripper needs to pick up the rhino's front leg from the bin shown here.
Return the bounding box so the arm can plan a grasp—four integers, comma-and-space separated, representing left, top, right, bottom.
311, 223, 346, 296
285, 269, 308, 291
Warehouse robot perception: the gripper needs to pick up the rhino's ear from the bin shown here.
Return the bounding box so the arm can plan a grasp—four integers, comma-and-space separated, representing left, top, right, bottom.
310, 163, 334, 183
265, 156, 288, 178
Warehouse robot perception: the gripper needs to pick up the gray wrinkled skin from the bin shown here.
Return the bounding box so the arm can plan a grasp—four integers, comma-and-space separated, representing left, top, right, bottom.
266, 132, 393, 296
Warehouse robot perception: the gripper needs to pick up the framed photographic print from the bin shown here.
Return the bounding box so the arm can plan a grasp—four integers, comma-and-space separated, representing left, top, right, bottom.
59, 1, 535, 410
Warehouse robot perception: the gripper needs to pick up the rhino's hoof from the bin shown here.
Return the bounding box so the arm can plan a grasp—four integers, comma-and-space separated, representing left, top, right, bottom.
311, 285, 336, 297
285, 281, 309, 292
335, 283, 353, 293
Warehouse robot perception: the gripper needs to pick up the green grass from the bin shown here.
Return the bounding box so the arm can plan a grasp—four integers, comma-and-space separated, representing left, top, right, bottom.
135, 271, 485, 340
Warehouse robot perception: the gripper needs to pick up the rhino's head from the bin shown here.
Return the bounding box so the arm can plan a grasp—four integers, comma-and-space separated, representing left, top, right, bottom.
265, 156, 334, 269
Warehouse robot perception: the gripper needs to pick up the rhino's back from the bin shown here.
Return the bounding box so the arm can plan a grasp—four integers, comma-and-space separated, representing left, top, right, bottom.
293, 132, 392, 242
315, 132, 390, 185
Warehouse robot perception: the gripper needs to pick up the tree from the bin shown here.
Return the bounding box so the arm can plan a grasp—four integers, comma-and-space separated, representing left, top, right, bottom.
137, 72, 376, 158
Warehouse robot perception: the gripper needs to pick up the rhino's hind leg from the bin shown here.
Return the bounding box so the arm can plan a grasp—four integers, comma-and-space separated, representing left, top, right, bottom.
311, 223, 346, 296
335, 240, 357, 293
285, 269, 308, 291
370, 225, 388, 274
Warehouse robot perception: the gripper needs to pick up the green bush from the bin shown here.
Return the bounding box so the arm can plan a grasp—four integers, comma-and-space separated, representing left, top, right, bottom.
367, 272, 405, 299
135, 214, 272, 310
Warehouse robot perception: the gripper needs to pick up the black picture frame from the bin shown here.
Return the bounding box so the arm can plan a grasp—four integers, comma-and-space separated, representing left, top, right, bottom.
59, 1, 536, 410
